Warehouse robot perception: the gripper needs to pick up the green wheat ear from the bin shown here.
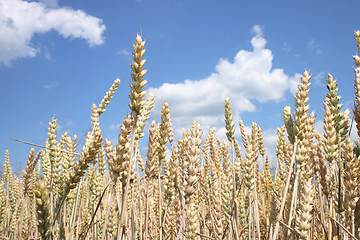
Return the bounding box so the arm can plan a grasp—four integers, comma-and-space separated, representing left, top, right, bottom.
224, 97, 235, 144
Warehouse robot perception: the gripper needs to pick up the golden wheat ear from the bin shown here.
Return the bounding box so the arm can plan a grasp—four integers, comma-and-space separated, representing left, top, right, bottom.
129, 34, 148, 119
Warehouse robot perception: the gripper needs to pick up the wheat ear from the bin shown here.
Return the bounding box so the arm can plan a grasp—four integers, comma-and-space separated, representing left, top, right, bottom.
35, 180, 52, 240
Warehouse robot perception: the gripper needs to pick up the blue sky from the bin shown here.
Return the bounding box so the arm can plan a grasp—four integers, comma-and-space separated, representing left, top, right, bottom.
1, 0, 360, 173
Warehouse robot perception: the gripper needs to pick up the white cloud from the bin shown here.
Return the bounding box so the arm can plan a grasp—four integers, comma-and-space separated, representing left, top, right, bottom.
149, 25, 301, 142
0, 0, 106, 66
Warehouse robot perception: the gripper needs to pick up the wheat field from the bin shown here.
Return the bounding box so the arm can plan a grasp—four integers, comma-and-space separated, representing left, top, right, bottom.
1, 32, 360, 240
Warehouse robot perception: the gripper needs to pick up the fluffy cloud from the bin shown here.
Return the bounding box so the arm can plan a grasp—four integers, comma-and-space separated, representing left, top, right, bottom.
149, 25, 301, 140
0, 0, 106, 66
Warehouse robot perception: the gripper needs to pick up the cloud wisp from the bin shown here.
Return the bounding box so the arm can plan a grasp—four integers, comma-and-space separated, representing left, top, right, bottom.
43, 80, 58, 89
0, 0, 106, 66
38, 0, 58, 8
307, 39, 322, 55
149, 25, 301, 140
118, 48, 131, 56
